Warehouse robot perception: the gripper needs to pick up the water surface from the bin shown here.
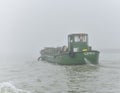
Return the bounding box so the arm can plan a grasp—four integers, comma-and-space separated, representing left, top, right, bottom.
0, 53, 120, 93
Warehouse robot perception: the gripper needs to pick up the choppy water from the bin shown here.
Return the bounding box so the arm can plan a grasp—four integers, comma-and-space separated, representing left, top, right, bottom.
0, 53, 120, 93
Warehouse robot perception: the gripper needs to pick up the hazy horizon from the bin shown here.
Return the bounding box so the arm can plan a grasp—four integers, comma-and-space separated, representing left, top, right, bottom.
0, 0, 120, 61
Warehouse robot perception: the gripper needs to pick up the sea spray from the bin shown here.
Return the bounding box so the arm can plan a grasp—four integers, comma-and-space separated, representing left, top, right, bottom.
0, 82, 30, 93
84, 58, 95, 66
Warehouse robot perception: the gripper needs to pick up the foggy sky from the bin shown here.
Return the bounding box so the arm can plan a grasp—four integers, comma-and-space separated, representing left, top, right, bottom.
0, 0, 120, 61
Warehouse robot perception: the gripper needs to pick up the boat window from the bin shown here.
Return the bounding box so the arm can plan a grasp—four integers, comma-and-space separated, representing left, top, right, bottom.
80, 35, 87, 42
83, 36, 86, 42
80, 36, 83, 42
70, 40, 73, 42
73, 48, 78, 52
74, 36, 80, 42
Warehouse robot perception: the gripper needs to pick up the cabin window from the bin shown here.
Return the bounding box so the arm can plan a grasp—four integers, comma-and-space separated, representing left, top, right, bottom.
80, 35, 87, 42
80, 36, 83, 42
73, 35, 87, 42
70, 40, 73, 42
83, 36, 87, 42
73, 48, 78, 52
74, 36, 80, 42
68, 37, 73, 43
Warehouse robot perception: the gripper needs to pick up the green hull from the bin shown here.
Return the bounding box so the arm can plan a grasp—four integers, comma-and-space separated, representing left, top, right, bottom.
41, 51, 99, 65
39, 33, 100, 65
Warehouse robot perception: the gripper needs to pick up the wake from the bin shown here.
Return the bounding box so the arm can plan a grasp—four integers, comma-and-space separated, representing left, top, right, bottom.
0, 82, 30, 93
84, 58, 96, 66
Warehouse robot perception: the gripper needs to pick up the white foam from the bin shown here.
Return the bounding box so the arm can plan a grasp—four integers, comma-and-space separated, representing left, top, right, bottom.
0, 82, 30, 93
84, 58, 95, 66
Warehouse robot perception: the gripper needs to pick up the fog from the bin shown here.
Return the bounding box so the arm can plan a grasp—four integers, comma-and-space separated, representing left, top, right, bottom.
0, 0, 120, 61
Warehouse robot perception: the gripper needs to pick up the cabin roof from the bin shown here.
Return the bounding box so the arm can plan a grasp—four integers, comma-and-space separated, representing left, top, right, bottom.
68, 33, 88, 36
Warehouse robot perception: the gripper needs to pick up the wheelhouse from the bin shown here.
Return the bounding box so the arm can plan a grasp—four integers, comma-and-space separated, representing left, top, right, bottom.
68, 33, 88, 52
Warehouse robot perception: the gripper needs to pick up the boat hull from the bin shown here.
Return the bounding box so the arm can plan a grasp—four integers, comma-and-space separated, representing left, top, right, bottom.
40, 51, 99, 65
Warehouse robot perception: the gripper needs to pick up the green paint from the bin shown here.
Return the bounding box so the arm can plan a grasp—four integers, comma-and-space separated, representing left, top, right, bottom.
39, 33, 100, 65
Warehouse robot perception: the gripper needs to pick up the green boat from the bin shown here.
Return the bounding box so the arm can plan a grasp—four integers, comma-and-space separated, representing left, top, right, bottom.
38, 33, 100, 65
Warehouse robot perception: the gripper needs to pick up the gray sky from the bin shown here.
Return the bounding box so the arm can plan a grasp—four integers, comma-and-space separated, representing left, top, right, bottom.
0, 0, 120, 60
